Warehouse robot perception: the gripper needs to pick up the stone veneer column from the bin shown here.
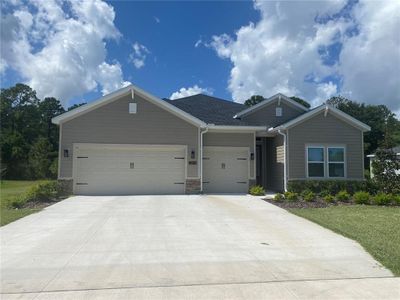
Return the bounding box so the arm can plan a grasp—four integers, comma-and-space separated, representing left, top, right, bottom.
185, 179, 201, 194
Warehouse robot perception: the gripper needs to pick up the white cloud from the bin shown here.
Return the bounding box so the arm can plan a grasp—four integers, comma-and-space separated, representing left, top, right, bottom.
0, 0, 130, 106
154, 16, 160, 23
170, 85, 213, 100
129, 42, 150, 69
208, 0, 400, 112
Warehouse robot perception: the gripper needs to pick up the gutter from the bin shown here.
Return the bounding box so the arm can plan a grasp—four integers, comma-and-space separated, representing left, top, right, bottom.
199, 126, 209, 193
278, 129, 288, 192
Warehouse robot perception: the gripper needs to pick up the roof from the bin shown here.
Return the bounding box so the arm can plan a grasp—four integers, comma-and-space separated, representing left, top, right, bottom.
367, 145, 400, 157
168, 94, 252, 126
270, 104, 371, 132
234, 93, 309, 118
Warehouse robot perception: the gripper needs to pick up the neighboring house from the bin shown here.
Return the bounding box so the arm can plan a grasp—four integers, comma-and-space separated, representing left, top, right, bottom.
367, 146, 400, 178
52, 84, 370, 195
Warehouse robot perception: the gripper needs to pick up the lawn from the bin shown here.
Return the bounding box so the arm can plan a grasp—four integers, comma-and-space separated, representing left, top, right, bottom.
289, 205, 400, 276
0, 180, 42, 226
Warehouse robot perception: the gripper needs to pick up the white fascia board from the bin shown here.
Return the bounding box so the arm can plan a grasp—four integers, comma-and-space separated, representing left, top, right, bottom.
234, 93, 309, 119
271, 104, 371, 132
207, 125, 267, 132
52, 84, 206, 127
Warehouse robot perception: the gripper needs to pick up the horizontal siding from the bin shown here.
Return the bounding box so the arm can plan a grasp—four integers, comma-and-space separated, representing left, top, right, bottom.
60, 94, 199, 178
288, 112, 363, 179
204, 132, 255, 178
242, 101, 304, 127
266, 135, 284, 191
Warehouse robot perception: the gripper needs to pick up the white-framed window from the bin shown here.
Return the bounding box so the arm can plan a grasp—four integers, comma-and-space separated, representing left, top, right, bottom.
129, 103, 137, 114
328, 147, 345, 178
276, 107, 282, 117
307, 146, 325, 177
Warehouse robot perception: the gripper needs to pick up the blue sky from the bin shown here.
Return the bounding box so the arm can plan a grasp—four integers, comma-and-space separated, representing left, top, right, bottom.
1, 0, 399, 114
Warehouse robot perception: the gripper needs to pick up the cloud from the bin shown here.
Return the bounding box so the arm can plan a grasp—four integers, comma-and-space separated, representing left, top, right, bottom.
154, 16, 160, 23
208, 0, 400, 112
169, 85, 213, 100
129, 42, 150, 69
0, 0, 130, 106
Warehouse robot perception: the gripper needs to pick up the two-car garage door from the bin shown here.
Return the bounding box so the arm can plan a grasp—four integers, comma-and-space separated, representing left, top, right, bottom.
73, 144, 186, 195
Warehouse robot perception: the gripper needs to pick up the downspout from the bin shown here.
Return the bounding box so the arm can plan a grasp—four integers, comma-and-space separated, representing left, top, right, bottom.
278, 129, 288, 192
200, 126, 209, 193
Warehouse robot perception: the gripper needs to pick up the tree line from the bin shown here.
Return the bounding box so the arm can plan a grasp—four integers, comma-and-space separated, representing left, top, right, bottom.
1, 83, 399, 180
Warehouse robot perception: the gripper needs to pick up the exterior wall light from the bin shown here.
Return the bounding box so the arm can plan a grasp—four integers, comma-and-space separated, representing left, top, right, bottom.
250, 152, 255, 160
64, 149, 69, 158
191, 150, 195, 159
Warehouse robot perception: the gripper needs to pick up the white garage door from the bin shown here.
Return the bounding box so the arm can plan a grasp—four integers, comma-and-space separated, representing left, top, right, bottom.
203, 146, 249, 193
73, 144, 186, 195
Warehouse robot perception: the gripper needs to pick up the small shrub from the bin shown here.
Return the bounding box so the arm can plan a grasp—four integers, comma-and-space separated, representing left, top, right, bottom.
336, 190, 351, 202
24, 181, 59, 203
303, 191, 316, 202
287, 180, 366, 195
319, 190, 330, 198
393, 195, 400, 206
300, 189, 313, 199
372, 193, 392, 206
323, 194, 335, 203
249, 185, 265, 196
10, 196, 27, 209
284, 191, 299, 201
274, 193, 284, 202
354, 191, 370, 205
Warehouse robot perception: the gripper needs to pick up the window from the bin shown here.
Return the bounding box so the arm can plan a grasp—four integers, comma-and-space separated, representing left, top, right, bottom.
328, 147, 345, 177
276, 107, 282, 117
129, 103, 137, 114
307, 147, 324, 177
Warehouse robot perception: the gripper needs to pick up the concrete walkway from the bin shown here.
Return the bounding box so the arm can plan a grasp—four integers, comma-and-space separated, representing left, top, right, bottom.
1, 195, 398, 299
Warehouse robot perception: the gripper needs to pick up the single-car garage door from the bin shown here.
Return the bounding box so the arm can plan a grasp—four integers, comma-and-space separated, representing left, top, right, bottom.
73, 144, 186, 195
203, 146, 249, 193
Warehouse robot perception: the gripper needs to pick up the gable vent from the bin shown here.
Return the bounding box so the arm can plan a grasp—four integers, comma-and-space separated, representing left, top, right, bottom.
129, 103, 137, 114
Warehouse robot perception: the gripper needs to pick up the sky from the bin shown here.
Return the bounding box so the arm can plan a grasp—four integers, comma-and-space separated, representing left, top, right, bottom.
1, 0, 399, 115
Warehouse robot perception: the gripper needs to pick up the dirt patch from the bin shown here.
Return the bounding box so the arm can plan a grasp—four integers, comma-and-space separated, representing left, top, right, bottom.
263, 198, 353, 209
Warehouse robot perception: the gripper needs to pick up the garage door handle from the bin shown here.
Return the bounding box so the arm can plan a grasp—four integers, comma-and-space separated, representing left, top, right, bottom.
237, 158, 247, 160
236, 181, 247, 184
174, 157, 185, 159
76, 182, 88, 185
77, 156, 88, 158
202, 181, 210, 184
174, 182, 185, 185
202, 157, 210, 160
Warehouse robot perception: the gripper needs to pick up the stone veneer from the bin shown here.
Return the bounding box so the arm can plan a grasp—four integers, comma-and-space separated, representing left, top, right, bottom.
185, 179, 201, 194
58, 179, 73, 195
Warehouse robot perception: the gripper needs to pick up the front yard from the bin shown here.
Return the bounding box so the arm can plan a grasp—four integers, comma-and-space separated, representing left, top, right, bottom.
289, 205, 400, 276
1, 181, 42, 226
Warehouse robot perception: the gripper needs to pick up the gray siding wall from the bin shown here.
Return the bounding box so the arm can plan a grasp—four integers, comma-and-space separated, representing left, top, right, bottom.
265, 135, 284, 191
242, 101, 304, 127
288, 112, 363, 179
204, 132, 255, 178
60, 94, 199, 178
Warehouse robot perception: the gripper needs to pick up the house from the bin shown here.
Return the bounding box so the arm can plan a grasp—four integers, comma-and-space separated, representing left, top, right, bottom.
367, 146, 400, 178
52, 84, 370, 195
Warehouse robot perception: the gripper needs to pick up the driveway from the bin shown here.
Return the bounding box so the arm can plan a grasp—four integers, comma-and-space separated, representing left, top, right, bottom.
1, 195, 398, 299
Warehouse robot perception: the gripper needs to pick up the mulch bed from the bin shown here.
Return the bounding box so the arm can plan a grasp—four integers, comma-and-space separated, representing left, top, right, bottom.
263, 198, 353, 209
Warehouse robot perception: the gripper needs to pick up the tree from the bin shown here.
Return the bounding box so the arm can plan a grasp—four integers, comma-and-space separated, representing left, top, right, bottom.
372, 149, 400, 194
38, 97, 65, 147
68, 102, 86, 111
290, 96, 311, 108
29, 137, 57, 179
244, 95, 264, 107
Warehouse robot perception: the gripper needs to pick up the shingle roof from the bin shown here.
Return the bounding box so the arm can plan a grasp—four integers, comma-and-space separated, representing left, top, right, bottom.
167, 94, 253, 126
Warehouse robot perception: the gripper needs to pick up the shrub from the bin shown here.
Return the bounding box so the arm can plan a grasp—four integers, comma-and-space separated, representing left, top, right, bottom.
300, 189, 313, 199
24, 181, 60, 203
393, 195, 400, 206
324, 194, 335, 203
274, 193, 284, 202
319, 190, 331, 198
249, 185, 265, 196
336, 190, 351, 202
354, 191, 370, 205
303, 191, 316, 202
372, 193, 392, 206
288, 180, 366, 195
10, 196, 27, 209
284, 191, 298, 201
371, 149, 400, 194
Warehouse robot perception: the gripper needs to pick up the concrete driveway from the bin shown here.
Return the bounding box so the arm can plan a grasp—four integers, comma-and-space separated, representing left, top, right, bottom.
1, 195, 398, 299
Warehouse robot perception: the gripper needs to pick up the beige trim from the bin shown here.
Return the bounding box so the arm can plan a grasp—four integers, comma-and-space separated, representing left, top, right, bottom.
57, 123, 62, 179
207, 125, 267, 132
249, 132, 256, 180
234, 93, 308, 118
52, 84, 206, 127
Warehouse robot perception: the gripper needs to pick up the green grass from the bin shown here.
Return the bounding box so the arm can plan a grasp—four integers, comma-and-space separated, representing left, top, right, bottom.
0, 180, 43, 226
289, 205, 400, 276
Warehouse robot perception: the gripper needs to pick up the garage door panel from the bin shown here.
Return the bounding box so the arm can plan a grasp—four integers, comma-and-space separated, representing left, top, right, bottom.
74, 145, 185, 195
203, 147, 249, 193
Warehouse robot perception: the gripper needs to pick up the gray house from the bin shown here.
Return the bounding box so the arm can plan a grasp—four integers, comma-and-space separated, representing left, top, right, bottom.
52, 84, 370, 195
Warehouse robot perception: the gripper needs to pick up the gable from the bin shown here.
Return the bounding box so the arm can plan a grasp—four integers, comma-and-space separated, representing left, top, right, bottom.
241, 100, 305, 127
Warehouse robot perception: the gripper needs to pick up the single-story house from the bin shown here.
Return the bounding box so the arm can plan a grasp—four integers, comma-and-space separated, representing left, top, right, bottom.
52, 84, 371, 195
367, 146, 400, 178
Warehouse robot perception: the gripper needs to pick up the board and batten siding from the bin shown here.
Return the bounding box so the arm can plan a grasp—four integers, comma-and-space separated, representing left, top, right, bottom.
203, 132, 255, 178
288, 112, 364, 179
59, 94, 199, 178
265, 135, 284, 191
241, 101, 305, 127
